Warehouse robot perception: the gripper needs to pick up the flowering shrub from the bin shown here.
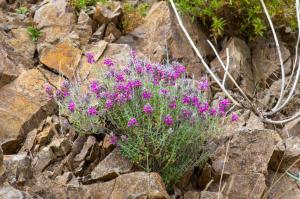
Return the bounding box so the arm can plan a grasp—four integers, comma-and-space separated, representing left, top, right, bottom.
46, 51, 237, 187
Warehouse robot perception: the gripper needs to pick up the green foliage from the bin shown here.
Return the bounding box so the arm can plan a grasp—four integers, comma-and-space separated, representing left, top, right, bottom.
175, 0, 296, 39
73, 0, 107, 10
16, 6, 29, 15
26, 26, 41, 42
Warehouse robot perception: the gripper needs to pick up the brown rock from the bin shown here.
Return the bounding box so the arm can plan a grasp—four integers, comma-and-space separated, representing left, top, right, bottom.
266, 171, 300, 199
0, 183, 29, 198
282, 117, 300, 139
93, 2, 122, 25
210, 37, 254, 96
85, 172, 169, 199
49, 137, 72, 157
19, 129, 37, 153
223, 173, 266, 199
40, 40, 82, 78
90, 24, 106, 42
212, 129, 281, 175
8, 28, 36, 60
91, 148, 132, 181
76, 10, 95, 46
0, 69, 58, 154
129, 1, 213, 79
36, 125, 55, 146
245, 112, 264, 130
104, 22, 122, 42
184, 191, 201, 199
33, 146, 56, 173
74, 136, 97, 162
201, 191, 223, 199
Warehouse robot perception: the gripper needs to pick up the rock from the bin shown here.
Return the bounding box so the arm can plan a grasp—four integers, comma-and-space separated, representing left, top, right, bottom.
8, 28, 36, 60
40, 40, 82, 78
0, 47, 25, 88
245, 112, 264, 130
210, 37, 254, 96
270, 136, 300, 172
35, 125, 56, 146
252, 37, 291, 88
0, 69, 58, 154
223, 173, 266, 199
282, 117, 300, 139
129, 1, 213, 79
91, 148, 133, 181
104, 22, 122, 42
76, 10, 95, 46
212, 129, 281, 175
0, 183, 27, 199
74, 136, 97, 162
33, 146, 56, 172
49, 137, 72, 157
184, 191, 201, 199
266, 171, 300, 199
198, 163, 213, 188
93, 2, 122, 25
0, 147, 5, 179
90, 24, 106, 42
55, 172, 73, 185
3, 154, 32, 185
85, 172, 169, 199
19, 129, 37, 153
201, 191, 223, 199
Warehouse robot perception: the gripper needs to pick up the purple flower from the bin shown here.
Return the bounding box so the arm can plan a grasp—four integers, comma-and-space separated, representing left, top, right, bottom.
61, 81, 70, 90
219, 99, 231, 113
105, 99, 114, 109
143, 103, 153, 115
198, 102, 210, 113
45, 85, 53, 96
191, 96, 200, 107
86, 52, 96, 64
181, 109, 192, 120
115, 73, 126, 82
55, 89, 64, 100
134, 80, 142, 88
103, 58, 114, 67
210, 108, 217, 116
90, 80, 101, 94
130, 49, 137, 59
127, 118, 138, 127
146, 63, 154, 73
182, 95, 191, 105
87, 107, 98, 116
63, 91, 70, 97
231, 113, 239, 122
169, 101, 177, 109
159, 89, 169, 95
68, 101, 76, 112
142, 90, 152, 100
110, 133, 118, 146
163, 114, 174, 126
197, 78, 210, 91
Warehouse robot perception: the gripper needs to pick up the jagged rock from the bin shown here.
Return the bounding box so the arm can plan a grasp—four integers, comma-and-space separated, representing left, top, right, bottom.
0, 147, 5, 179
19, 129, 37, 153
212, 129, 281, 175
3, 154, 33, 185
201, 191, 223, 199
91, 148, 133, 181
90, 24, 106, 42
282, 117, 300, 139
35, 125, 56, 147
270, 136, 300, 172
184, 191, 201, 199
85, 172, 169, 199
33, 146, 56, 172
223, 173, 266, 199
245, 112, 264, 130
266, 171, 300, 199
0, 69, 58, 154
40, 40, 82, 78
128, 1, 213, 79
74, 136, 97, 162
8, 28, 36, 60
210, 37, 254, 96
0, 183, 29, 198
49, 137, 72, 157
252, 37, 291, 88
93, 1, 122, 25
198, 163, 213, 188
76, 10, 95, 46
104, 22, 122, 42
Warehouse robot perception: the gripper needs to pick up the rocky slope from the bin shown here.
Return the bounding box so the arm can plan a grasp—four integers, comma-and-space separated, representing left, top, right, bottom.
0, 0, 299, 198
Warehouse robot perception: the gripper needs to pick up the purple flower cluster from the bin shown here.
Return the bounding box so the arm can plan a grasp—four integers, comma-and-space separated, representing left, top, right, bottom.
87, 107, 98, 116
86, 52, 96, 64
103, 58, 114, 67
128, 118, 138, 127
143, 103, 153, 115
164, 115, 174, 126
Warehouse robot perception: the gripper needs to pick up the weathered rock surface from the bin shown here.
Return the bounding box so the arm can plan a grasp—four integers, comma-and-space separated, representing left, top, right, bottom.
126, 1, 213, 79
40, 40, 82, 78
0, 69, 58, 154
282, 117, 300, 139
212, 129, 281, 175
85, 172, 170, 199
93, 1, 122, 25
91, 148, 133, 181
210, 37, 255, 96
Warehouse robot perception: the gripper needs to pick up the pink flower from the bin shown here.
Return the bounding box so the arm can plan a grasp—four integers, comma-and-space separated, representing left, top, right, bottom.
169, 101, 177, 109
86, 52, 96, 64
103, 58, 114, 67
87, 107, 98, 116
163, 114, 174, 126
45, 85, 53, 96
127, 118, 138, 127
110, 133, 118, 146
142, 90, 152, 100
197, 78, 210, 91
231, 113, 239, 122
105, 99, 114, 109
90, 81, 101, 94
143, 103, 153, 115
68, 101, 76, 112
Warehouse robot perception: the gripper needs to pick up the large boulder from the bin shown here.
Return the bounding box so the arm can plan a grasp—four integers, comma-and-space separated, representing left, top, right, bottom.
210, 37, 255, 96
120, 1, 213, 79
85, 172, 170, 199
0, 69, 59, 154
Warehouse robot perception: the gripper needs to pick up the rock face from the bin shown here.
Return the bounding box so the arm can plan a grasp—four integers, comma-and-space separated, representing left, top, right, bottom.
93, 2, 122, 25
86, 172, 170, 199
40, 40, 82, 78
126, 1, 213, 79
0, 69, 58, 154
210, 37, 255, 96
91, 148, 133, 180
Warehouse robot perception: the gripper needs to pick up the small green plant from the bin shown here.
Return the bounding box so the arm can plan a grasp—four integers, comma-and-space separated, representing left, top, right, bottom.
45, 52, 238, 188
175, 0, 296, 39
27, 26, 41, 42
73, 0, 107, 10
16, 6, 28, 15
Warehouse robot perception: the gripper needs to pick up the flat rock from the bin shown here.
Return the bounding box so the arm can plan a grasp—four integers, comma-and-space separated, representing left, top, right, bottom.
212, 129, 281, 175
91, 148, 133, 181
282, 117, 300, 139
0, 69, 59, 154
85, 172, 170, 199
93, 1, 122, 25
40, 40, 82, 78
